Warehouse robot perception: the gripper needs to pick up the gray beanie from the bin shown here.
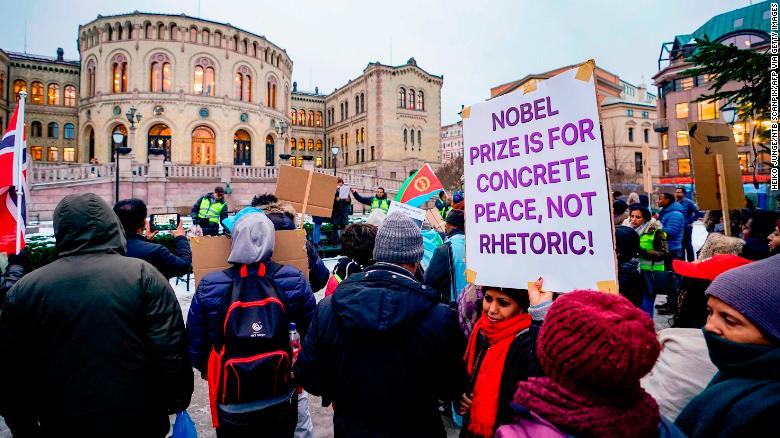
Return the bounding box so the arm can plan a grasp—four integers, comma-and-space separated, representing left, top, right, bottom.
705, 253, 780, 343
373, 212, 423, 264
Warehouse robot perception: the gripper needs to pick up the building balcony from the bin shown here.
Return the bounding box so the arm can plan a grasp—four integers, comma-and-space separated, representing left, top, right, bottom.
653, 119, 669, 132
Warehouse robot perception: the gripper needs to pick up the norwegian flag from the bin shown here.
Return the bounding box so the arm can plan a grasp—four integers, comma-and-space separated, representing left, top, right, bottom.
0, 103, 28, 254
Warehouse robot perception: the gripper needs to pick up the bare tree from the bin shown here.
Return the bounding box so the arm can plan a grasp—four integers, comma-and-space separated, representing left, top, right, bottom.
601, 120, 636, 185
436, 157, 464, 192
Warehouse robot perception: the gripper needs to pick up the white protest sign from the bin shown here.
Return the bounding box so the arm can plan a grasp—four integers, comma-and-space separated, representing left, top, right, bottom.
387, 200, 425, 228
462, 62, 616, 292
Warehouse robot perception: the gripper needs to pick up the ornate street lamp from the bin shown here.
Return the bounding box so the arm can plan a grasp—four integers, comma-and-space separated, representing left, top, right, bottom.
331, 145, 340, 176
112, 131, 131, 203
721, 104, 738, 125
125, 106, 142, 127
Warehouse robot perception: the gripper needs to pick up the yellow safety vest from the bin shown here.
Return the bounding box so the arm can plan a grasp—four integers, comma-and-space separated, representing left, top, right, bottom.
371, 197, 390, 213
639, 229, 665, 272
198, 197, 225, 223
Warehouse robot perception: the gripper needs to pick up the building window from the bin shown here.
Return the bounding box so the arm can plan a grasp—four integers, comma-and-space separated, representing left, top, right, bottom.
234, 72, 243, 100
642, 111, 649, 118
64, 123, 75, 140
63, 147, 76, 162
290, 137, 296, 151
30, 82, 44, 104
417, 91, 424, 111
47, 83, 60, 105
86, 60, 96, 97
305, 139, 312, 151
698, 100, 719, 120
627, 109, 634, 117
150, 59, 172, 92
47, 122, 59, 139
355, 95, 360, 114
0, 73, 4, 100
299, 109, 306, 125
662, 160, 669, 175
634, 152, 643, 173
31, 146, 43, 161
628, 127, 634, 142
677, 158, 691, 175
316, 111, 322, 127
676, 131, 689, 146
403, 129, 408, 146
308, 111, 314, 127
409, 89, 416, 109
418, 130, 421, 148
371, 145, 375, 160
674, 77, 693, 91
31, 121, 42, 137
111, 55, 129, 93
13, 80, 26, 101
733, 123, 747, 145
194, 59, 216, 96
47, 147, 59, 161
738, 153, 750, 173
361, 127, 365, 143
675, 103, 689, 119
661, 133, 668, 149
266, 78, 277, 108
411, 129, 415, 146
291, 109, 297, 125
643, 128, 649, 143
316, 139, 322, 151
233, 129, 251, 165
64, 85, 76, 106
345, 101, 348, 118
399, 88, 406, 108
360, 93, 365, 113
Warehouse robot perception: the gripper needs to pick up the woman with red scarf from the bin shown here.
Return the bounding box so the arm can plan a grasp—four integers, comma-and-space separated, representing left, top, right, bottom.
456, 280, 552, 437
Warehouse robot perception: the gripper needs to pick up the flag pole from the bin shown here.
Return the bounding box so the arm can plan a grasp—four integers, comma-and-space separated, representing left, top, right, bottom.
14, 91, 27, 254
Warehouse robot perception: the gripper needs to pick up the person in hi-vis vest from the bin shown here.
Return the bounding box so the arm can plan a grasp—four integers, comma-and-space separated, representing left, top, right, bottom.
352, 186, 390, 214
191, 186, 228, 236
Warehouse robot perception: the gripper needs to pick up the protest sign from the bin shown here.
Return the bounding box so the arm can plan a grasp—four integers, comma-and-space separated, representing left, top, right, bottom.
387, 200, 425, 228
426, 208, 447, 232
275, 165, 339, 219
688, 122, 744, 211
190, 230, 309, 286
462, 61, 616, 292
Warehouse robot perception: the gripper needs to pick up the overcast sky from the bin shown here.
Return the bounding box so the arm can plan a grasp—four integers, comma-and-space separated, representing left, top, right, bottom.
0, 0, 755, 125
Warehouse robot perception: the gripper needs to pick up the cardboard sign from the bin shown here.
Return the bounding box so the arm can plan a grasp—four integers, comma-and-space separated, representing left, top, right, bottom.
190, 229, 309, 286
275, 165, 339, 218
387, 200, 425, 228
462, 62, 616, 292
688, 122, 744, 210
426, 208, 447, 232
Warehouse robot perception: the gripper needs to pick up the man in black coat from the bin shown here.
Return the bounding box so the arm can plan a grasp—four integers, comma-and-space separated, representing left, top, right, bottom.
114, 198, 192, 279
0, 193, 193, 437
294, 212, 468, 438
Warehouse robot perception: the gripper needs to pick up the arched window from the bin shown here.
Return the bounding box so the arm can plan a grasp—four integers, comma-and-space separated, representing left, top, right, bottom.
234, 66, 252, 101
418, 130, 421, 148
157, 23, 165, 40
234, 129, 251, 165
410, 129, 415, 146
234, 72, 243, 100
190, 26, 198, 42
308, 111, 314, 127
290, 137, 296, 151
265, 135, 275, 166
145, 23, 152, 39
355, 95, 360, 114
47, 122, 59, 138
297, 138, 305, 151
126, 22, 133, 40
117, 23, 123, 41
30, 82, 44, 104
0, 73, 4, 100
266, 77, 278, 108
148, 123, 172, 161
403, 128, 408, 145
202, 29, 210, 44
192, 126, 216, 165
150, 54, 171, 92
47, 83, 60, 105
13, 80, 26, 101
315, 111, 322, 127
290, 109, 297, 125
193, 58, 215, 96
214, 31, 222, 47
307, 139, 314, 151
316, 139, 322, 151
64, 123, 75, 140
31, 121, 42, 137
299, 109, 306, 124
417, 91, 424, 111
252, 42, 258, 57
361, 127, 365, 143
107, 25, 113, 42
111, 54, 128, 93
231, 35, 238, 51
243, 39, 248, 54
399, 88, 406, 108
169, 24, 178, 41
409, 89, 416, 110
86, 60, 96, 97
360, 93, 365, 113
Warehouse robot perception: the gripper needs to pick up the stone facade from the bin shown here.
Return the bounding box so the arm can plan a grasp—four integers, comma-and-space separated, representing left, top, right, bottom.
289, 86, 326, 167
3, 49, 80, 162
440, 121, 463, 165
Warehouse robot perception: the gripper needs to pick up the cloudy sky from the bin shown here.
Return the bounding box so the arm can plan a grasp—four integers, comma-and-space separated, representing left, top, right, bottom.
0, 0, 755, 124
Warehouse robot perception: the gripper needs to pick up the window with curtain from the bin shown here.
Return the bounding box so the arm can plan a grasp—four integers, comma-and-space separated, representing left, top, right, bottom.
13, 80, 26, 101
316, 111, 322, 127
308, 139, 314, 151
31, 82, 44, 104
64, 123, 75, 140
48, 122, 59, 138
193, 59, 216, 96
291, 109, 297, 125
308, 111, 314, 127
64, 85, 76, 106
47, 83, 60, 105
47, 147, 59, 161
316, 139, 322, 151
698, 100, 719, 120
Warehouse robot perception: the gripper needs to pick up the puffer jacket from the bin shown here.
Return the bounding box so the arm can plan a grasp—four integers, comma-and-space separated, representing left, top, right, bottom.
125, 234, 192, 279
658, 202, 685, 252
259, 201, 330, 292
187, 212, 316, 373
0, 193, 192, 437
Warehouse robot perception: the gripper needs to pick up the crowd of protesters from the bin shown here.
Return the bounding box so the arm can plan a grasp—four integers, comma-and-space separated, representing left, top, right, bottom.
0, 186, 778, 438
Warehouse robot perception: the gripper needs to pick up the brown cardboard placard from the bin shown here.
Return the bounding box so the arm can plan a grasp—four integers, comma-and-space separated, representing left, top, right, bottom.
425, 208, 446, 232
596, 279, 618, 294
275, 165, 339, 219
688, 122, 744, 210
190, 230, 309, 286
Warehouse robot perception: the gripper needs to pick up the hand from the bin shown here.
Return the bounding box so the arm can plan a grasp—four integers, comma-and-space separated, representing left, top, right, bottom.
350, 188, 357, 194
144, 220, 158, 241
528, 277, 553, 306
456, 393, 472, 416
172, 221, 186, 238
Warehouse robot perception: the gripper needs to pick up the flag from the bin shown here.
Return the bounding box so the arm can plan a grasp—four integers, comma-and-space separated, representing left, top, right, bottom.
0, 103, 27, 254
394, 163, 444, 208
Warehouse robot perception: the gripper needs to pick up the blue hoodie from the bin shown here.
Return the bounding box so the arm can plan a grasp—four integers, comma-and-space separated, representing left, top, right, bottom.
659, 202, 685, 252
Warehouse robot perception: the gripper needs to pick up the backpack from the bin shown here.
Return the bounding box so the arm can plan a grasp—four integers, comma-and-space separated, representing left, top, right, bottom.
206, 262, 294, 425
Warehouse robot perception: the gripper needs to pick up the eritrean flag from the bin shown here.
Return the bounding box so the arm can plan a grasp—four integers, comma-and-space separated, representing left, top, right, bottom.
394, 163, 443, 208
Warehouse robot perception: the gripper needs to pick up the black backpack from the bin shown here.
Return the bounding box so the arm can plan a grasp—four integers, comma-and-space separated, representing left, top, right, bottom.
216, 262, 293, 406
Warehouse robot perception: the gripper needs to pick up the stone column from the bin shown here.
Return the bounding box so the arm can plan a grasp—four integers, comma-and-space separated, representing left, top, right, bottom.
301, 154, 314, 171
148, 154, 165, 179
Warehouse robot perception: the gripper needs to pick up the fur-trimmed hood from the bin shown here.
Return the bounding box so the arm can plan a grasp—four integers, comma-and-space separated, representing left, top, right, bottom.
258, 201, 297, 231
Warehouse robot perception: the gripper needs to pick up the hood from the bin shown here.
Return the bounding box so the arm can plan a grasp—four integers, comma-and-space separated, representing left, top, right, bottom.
332, 263, 438, 332
228, 212, 275, 264
615, 225, 639, 263
260, 201, 296, 231
660, 202, 684, 216
54, 193, 126, 257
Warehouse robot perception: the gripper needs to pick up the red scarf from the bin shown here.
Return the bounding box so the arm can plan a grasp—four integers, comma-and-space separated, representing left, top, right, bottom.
463, 313, 532, 437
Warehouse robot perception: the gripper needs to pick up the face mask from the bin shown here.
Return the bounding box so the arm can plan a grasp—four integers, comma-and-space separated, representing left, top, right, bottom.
703, 329, 777, 377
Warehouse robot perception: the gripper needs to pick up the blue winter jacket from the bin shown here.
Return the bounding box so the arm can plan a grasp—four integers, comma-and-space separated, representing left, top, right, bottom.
659, 202, 685, 252
187, 264, 316, 372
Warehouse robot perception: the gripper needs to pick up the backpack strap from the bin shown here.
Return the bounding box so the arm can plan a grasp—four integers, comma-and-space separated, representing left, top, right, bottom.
446, 241, 457, 304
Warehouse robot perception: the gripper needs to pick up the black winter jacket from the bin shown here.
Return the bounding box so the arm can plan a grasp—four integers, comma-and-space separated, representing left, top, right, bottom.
125, 234, 192, 279
0, 193, 192, 437
294, 262, 469, 438
425, 229, 464, 302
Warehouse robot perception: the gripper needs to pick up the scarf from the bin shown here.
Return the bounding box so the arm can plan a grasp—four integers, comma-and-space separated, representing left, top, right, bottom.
675, 330, 780, 437
464, 313, 532, 437
513, 377, 660, 438
635, 220, 652, 236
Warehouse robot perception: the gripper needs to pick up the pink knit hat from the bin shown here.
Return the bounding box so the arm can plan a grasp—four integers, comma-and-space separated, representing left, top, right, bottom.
536, 290, 661, 394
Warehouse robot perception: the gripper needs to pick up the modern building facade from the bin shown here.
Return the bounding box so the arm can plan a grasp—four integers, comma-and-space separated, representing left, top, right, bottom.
440, 120, 463, 165
491, 64, 660, 185
652, 2, 773, 184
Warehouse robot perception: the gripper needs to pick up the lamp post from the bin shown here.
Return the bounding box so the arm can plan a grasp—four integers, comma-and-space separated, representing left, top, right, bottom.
331, 145, 340, 176
112, 132, 131, 203
273, 119, 289, 166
